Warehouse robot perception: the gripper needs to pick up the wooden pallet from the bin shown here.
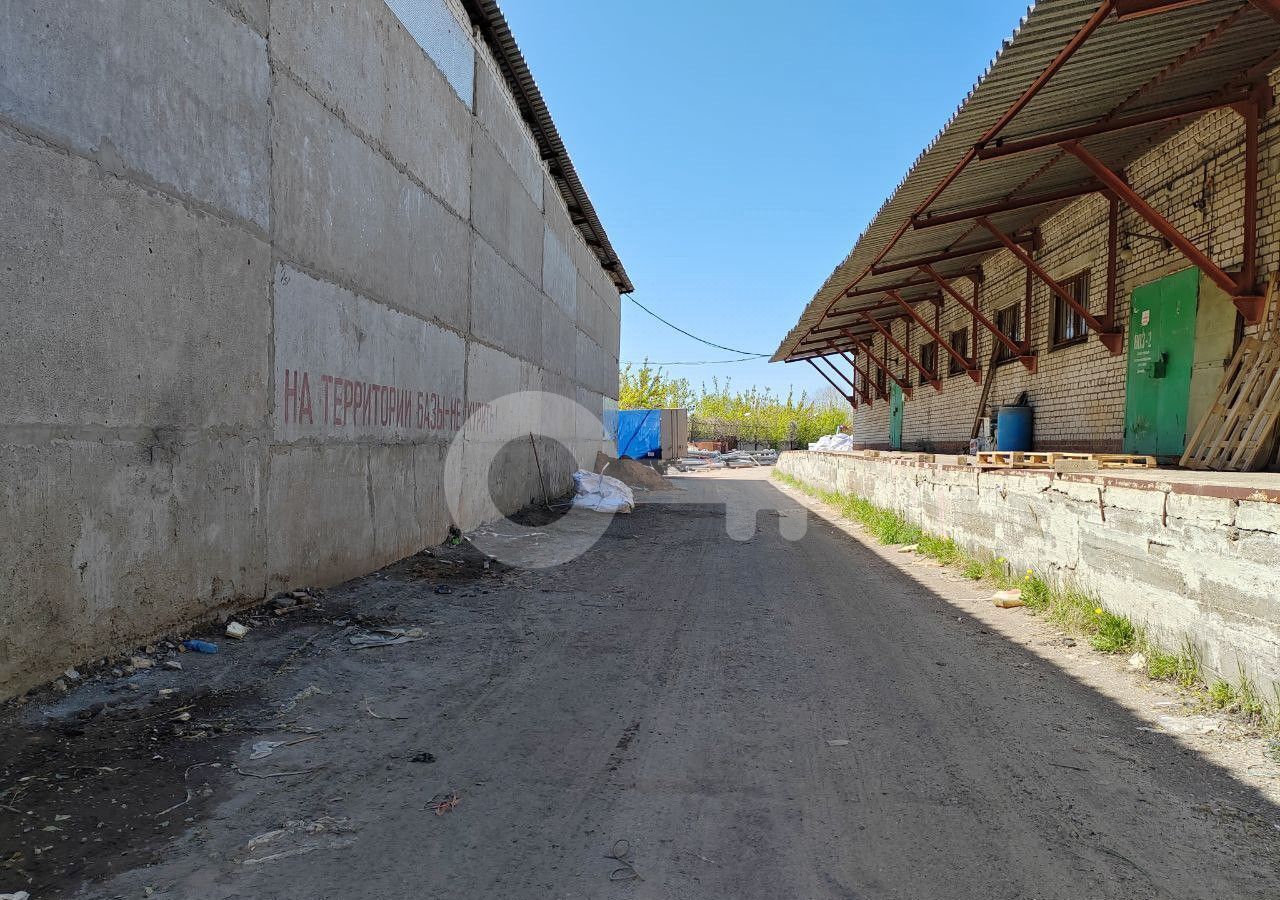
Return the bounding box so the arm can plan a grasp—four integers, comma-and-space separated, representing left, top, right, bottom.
970, 451, 1156, 470
1181, 275, 1280, 472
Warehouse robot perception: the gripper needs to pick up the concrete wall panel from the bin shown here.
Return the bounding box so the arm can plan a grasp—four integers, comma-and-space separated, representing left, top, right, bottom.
470, 238, 543, 365
543, 228, 578, 319
475, 61, 545, 204
271, 0, 473, 217
542, 299, 577, 378
273, 265, 467, 444
272, 77, 472, 332
0, 0, 270, 226
471, 130, 544, 284
0, 131, 271, 429
0, 436, 266, 696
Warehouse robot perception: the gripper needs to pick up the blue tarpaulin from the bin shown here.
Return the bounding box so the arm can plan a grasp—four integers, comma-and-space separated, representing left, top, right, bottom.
617, 409, 662, 459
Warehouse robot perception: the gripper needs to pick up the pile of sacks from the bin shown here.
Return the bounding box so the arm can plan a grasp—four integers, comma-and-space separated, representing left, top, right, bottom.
571, 470, 635, 513
808, 432, 855, 452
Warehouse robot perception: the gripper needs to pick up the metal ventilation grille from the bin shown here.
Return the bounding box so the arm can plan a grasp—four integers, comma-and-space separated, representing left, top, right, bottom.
384, 0, 476, 108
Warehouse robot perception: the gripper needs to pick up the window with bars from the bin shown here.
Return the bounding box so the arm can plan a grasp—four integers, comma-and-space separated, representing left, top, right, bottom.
918, 341, 937, 385
875, 365, 886, 396
947, 328, 969, 376
994, 304, 1023, 363
1052, 271, 1090, 349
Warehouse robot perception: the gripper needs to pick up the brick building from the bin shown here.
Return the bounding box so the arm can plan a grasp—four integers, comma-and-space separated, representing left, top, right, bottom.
774, 0, 1280, 467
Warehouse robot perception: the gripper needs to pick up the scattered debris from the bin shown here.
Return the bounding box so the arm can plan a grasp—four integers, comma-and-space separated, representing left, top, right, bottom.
233, 764, 325, 779
826, 739, 850, 747
182, 639, 218, 654
1, 891, 32, 900
434, 584, 453, 595
428, 791, 460, 816
605, 838, 642, 882
363, 699, 408, 721
898, 544, 919, 554
130, 656, 155, 670
163, 660, 183, 671
225, 622, 250, 640
63, 668, 80, 681
249, 736, 319, 760
1128, 652, 1148, 671
410, 752, 436, 764
990, 590, 1025, 608
347, 627, 427, 650
242, 817, 356, 866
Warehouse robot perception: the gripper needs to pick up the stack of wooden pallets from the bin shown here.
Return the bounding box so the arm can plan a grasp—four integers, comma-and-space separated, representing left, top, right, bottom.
961, 451, 1156, 470
1180, 276, 1280, 472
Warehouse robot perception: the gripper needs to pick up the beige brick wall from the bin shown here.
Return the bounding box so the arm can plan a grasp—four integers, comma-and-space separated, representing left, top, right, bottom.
849, 68, 1280, 457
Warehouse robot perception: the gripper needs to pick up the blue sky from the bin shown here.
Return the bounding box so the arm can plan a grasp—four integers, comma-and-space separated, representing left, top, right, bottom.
500, 0, 1032, 400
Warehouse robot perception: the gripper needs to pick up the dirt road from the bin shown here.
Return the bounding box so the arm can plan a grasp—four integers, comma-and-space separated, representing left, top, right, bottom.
6, 468, 1280, 898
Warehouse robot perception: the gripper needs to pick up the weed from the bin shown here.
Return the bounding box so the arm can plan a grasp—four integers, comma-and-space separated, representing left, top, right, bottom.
1090, 609, 1137, 653
961, 560, 985, 580
1237, 671, 1265, 721
1019, 573, 1052, 612
1209, 679, 1235, 709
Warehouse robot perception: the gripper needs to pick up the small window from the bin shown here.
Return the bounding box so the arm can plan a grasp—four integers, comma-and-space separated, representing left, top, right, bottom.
918, 341, 937, 385
948, 328, 969, 377
994, 304, 1022, 363
1053, 271, 1090, 349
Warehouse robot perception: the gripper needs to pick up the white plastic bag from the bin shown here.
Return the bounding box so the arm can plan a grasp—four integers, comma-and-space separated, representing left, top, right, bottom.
571, 470, 634, 513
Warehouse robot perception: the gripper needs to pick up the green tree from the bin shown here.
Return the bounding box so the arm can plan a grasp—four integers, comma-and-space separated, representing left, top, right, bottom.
618, 360, 695, 409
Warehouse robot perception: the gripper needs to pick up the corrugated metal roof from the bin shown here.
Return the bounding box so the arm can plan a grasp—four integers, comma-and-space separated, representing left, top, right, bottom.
460, 0, 633, 293
775, 0, 1280, 362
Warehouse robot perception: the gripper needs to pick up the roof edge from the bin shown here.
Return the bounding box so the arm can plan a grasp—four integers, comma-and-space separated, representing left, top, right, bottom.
460, 0, 634, 294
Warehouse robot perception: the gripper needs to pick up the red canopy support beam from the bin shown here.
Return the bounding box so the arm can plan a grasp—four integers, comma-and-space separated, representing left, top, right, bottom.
919, 264, 1037, 372
819, 344, 860, 395
977, 89, 1251, 160
1114, 0, 1211, 20
835, 350, 872, 404
786, 0, 1114, 360
860, 310, 942, 392
1249, 0, 1280, 26
846, 352, 881, 402
871, 233, 1036, 276
1059, 140, 1264, 322
841, 329, 912, 398
977, 216, 1125, 354
807, 358, 856, 409
911, 182, 1102, 229
886, 290, 981, 383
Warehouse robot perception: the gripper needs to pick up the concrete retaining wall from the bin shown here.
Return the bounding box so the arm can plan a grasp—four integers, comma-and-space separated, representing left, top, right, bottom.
778, 451, 1280, 696
0, 0, 622, 697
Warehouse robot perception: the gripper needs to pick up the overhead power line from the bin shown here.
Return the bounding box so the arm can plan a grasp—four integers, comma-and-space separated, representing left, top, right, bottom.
621, 355, 765, 366
624, 293, 771, 357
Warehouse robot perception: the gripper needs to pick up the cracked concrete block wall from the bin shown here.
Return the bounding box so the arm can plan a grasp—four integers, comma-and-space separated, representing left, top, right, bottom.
779, 452, 1280, 698
0, 0, 623, 698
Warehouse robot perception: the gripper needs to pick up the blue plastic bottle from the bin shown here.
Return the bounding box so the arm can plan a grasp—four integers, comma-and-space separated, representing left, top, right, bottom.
182, 639, 219, 654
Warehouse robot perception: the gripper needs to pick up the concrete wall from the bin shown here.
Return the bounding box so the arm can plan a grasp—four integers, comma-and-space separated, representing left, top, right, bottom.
844, 67, 1280, 459
0, 0, 623, 697
778, 451, 1280, 696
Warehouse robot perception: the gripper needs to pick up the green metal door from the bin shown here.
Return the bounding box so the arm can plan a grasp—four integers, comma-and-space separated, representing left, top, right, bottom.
1123, 267, 1200, 457
888, 382, 904, 450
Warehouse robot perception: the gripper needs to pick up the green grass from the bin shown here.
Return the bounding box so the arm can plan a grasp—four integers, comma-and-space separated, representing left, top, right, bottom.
774, 468, 1280, 729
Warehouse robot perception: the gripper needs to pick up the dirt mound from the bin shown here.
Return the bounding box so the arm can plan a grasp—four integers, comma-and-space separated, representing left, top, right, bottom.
595, 452, 673, 491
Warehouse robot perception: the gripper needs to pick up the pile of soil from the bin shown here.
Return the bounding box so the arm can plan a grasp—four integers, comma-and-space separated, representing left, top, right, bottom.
594, 452, 673, 491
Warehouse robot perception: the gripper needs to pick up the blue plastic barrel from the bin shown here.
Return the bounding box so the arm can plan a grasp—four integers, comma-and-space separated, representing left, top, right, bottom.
996, 405, 1034, 452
